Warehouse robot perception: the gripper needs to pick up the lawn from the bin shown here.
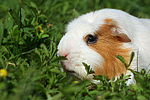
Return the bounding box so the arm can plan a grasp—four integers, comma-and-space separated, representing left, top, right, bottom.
0, 0, 150, 100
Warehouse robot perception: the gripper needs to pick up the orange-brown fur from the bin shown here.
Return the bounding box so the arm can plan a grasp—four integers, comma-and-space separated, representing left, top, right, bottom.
88, 19, 132, 79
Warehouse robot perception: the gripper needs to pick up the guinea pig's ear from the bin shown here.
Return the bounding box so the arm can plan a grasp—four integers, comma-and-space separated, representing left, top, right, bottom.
103, 19, 131, 43
112, 28, 131, 43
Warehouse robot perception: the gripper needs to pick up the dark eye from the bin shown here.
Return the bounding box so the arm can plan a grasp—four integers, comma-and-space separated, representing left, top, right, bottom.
86, 35, 98, 44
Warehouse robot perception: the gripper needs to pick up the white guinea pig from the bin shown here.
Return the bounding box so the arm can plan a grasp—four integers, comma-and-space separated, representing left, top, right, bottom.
57, 8, 150, 85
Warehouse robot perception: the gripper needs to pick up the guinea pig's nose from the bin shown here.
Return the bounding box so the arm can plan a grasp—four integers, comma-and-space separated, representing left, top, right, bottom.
57, 50, 69, 57
64, 53, 69, 57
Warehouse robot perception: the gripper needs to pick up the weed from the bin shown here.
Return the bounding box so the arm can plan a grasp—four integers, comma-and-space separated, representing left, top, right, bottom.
0, 0, 150, 100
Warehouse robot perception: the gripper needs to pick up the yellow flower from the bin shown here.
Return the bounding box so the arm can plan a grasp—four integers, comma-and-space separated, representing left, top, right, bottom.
40, 29, 44, 33
0, 69, 7, 77
36, 23, 39, 25
38, 25, 42, 30
73, 81, 79, 84
47, 24, 52, 28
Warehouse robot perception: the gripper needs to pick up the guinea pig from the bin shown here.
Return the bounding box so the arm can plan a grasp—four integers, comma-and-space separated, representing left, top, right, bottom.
57, 8, 150, 85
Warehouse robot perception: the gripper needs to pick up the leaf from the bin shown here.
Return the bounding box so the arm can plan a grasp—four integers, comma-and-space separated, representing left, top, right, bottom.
93, 75, 103, 80
32, 75, 46, 81
89, 90, 100, 95
29, 2, 38, 9
4, 19, 13, 31
31, 17, 36, 25
1, 46, 9, 53
88, 68, 95, 74
72, 9, 80, 17
116, 55, 127, 68
39, 14, 47, 18
82, 62, 90, 73
50, 56, 67, 63
23, 27, 34, 33
40, 43, 49, 57
21, 8, 26, 25
137, 95, 147, 100
0, 20, 4, 46
41, 34, 49, 38
9, 9, 20, 25
22, 1, 37, 16
12, 25, 18, 32
129, 69, 138, 75
0, 6, 8, 19
82, 62, 95, 75
84, 96, 93, 100
101, 91, 111, 99
34, 48, 42, 61
0, 54, 5, 68
49, 68, 62, 74
128, 52, 135, 67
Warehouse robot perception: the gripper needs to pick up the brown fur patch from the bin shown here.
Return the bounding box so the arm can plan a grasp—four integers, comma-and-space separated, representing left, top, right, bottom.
88, 19, 132, 79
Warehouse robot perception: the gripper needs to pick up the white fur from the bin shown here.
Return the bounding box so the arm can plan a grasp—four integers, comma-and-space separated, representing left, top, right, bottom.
58, 8, 150, 85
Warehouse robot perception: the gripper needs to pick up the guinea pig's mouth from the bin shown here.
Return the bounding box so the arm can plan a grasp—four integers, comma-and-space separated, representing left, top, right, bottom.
62, 64, 82, 80
61, 62, 76, 73
65, 69, 76, 73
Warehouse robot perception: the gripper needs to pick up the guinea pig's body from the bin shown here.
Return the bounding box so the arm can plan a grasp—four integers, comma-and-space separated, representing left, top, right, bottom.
58, 9, 150, 85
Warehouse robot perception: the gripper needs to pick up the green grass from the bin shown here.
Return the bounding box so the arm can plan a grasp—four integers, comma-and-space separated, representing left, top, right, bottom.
0, 0, 150, 100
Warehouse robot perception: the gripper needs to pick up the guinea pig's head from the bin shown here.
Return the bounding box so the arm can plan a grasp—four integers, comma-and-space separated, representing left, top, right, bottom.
57, 9, 133, 82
